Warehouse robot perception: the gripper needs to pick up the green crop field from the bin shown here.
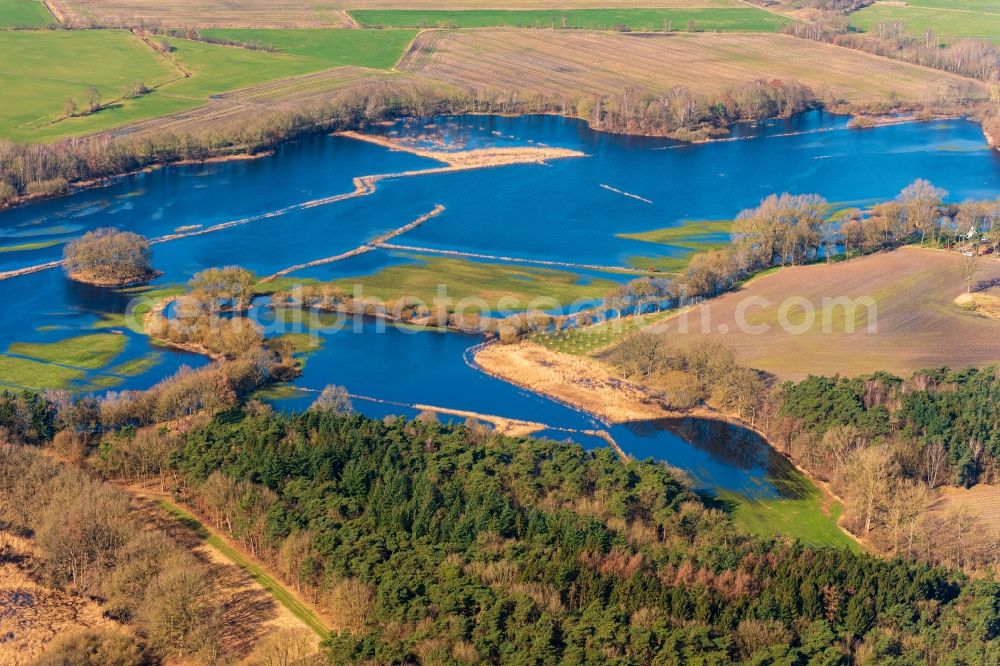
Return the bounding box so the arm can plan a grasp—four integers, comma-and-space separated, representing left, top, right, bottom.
199, 28, 417, 70
350, 7, 792, 31
0, 0, 53, 27
0, 30, 180, 140
1, 28, 416, 142
851, 1, 1000, 43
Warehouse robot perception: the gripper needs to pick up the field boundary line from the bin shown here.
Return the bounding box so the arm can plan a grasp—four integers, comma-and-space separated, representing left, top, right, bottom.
39, 0, 62, 23
782, 31, 989, 89
868, 2, 997, 16
153, 495, 331, 637
734, 0, 803, 22
131, 29, 192, 80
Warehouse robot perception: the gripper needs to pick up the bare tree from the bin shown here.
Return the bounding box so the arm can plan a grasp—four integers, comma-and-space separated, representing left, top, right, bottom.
310, 384, 353, 414
844, 446, 898, 536
922, 442, 948, 488
139, 561, 222, 661
958, 251, 981, 294
86, 86, 101, 113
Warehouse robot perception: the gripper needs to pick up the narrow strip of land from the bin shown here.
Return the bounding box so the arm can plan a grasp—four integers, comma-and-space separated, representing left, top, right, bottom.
474, 341, 675, 423
336, 130, 586, 166
0, 138, 581, 283
294, 385, 619, 443
600, 184, 653, 204
374, 242, 661, 274
260, 204, 445, 282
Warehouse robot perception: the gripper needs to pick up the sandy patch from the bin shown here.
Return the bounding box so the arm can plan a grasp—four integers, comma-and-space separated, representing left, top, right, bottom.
474, 341, 672, 423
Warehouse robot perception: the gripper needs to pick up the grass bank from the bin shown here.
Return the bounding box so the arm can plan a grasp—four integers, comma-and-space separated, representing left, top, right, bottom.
715, 480, 857, 550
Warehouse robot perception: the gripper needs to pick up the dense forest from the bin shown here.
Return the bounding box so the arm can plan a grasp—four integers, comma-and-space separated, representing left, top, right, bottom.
93, 407, 1000, 663
778, 367, 1000, 488
3, 395, 1000, 662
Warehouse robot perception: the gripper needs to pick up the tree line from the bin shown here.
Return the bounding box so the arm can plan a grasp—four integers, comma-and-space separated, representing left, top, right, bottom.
673, 181, 999, 302
784, 12, 1000, 82
5, 65, 984, 211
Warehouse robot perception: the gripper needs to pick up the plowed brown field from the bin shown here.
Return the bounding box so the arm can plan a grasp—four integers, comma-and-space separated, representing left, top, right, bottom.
400, 30, 984, 103
650, 248, 1000, 380
46, 0, 353, 27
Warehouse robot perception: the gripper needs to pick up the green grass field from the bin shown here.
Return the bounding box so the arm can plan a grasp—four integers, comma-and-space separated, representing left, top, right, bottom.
0, 354, 85, 390
158, 499, 330, 637
334, 255, 617, 310
351, 7, 791, 31
199, 28, 417, 70
851, 1, 1000, 43
0, 0, 53, 27
0, 30, 180, 140
717, 472, 857, 549
1, 28, 416, 142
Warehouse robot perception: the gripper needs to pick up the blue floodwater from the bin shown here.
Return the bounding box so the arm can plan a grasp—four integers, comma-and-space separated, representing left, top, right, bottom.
2, 111, 998, 499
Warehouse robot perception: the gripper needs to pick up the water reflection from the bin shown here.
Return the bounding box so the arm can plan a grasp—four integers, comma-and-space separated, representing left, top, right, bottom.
612, 417, 805, 500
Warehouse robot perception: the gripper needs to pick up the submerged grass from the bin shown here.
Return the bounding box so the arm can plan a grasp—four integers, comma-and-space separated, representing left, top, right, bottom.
108, 352, 163, 377
333, 255, 618, 310
9, 333, 126, 370
0, 355, 85, 390
0, 239, 66, 253
619, 219, 734, 271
